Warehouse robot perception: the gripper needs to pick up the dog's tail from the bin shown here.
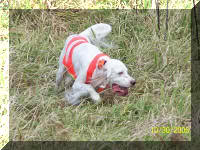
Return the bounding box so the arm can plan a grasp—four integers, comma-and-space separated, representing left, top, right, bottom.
79, 23, 114, 48
79, 23, 111, 40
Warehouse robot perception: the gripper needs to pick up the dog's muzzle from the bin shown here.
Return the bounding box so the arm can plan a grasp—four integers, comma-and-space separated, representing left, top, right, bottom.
112, 83, 129, 96
112, 80, 136, 96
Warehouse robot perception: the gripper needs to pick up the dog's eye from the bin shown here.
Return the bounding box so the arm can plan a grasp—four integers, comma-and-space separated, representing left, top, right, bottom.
118, 72, 123, 75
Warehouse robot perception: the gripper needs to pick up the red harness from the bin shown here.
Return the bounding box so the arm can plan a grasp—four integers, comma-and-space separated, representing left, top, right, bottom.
63, 36, 109, 92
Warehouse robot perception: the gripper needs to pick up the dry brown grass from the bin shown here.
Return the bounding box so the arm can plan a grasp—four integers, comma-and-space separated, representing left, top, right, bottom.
9, 0, 200, 9
9, 9, 191, 141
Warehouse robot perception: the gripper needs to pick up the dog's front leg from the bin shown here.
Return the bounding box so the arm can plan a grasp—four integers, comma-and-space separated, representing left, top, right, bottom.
65, 81, 101, 105
74, 82, 101, 104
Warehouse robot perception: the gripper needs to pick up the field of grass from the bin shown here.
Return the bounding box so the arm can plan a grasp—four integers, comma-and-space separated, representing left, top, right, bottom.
9, 9, 191, 141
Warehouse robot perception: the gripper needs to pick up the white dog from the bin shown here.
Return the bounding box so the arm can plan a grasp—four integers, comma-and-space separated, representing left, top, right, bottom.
56, 23, 136, 105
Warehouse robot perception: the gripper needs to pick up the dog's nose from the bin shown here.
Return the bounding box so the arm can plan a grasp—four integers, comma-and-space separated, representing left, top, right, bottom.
130, 80, 136, 86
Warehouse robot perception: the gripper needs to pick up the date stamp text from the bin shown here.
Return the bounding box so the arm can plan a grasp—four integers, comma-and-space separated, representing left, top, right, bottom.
152, 127, 190, 134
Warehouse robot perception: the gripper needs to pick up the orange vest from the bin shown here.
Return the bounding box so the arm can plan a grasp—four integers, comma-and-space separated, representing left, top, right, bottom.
63, 36, 109, 92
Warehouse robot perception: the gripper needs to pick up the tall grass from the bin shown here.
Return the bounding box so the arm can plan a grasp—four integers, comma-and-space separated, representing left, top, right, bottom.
9, 0, 200, 9
9, 9, 191, 141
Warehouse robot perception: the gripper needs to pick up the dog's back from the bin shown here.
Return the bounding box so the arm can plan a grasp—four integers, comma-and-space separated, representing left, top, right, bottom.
69, 23, 112, 74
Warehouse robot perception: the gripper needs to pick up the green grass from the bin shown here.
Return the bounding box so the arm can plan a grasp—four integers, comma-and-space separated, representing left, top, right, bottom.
9, 9, 191, 141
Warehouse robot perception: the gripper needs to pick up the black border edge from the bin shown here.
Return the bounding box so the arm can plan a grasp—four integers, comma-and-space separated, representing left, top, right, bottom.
0, 141, 192, 150
191, 0, 200, 147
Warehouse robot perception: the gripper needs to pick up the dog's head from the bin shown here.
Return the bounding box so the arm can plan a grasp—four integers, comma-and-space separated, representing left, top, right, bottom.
103, 59, 136, 96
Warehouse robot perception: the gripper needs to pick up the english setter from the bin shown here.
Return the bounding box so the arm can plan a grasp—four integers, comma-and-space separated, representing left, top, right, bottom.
56, 23, 136, 105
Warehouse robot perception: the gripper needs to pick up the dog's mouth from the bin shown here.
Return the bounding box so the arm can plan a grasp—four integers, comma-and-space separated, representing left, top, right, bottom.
112, 83, 128, 96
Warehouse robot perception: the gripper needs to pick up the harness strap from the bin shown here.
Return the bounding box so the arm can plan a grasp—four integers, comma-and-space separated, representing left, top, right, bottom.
97, 85, 110, 93
62, 35, 109, 93
86, 53, 108, 84
63, 36, 88, 79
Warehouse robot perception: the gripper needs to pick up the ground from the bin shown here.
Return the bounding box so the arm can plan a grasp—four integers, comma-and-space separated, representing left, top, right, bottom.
8, 9, 191, 141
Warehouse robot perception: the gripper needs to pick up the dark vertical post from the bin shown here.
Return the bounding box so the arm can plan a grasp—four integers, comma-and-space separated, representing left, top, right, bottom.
136, 0, 138, 14
193, 0, 200, 60
156, 0, 160, 31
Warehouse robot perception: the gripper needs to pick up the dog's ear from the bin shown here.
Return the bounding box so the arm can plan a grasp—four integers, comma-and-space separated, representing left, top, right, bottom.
91, 64, 108, 88
97, 60, 111, 78
98, 60, 107, 70
100, 59, 112, 79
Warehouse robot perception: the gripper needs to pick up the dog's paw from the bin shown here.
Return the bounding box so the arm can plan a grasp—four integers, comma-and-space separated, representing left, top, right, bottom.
69, 100, 81, 106
91, 93, 101, 104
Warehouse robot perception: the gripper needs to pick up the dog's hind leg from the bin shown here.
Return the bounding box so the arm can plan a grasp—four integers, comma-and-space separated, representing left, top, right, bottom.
56, 64, 66, 88
64, 75, 73, 86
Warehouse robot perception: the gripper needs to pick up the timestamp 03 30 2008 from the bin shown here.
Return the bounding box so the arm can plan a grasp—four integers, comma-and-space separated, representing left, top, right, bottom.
152, 126, 190, 134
